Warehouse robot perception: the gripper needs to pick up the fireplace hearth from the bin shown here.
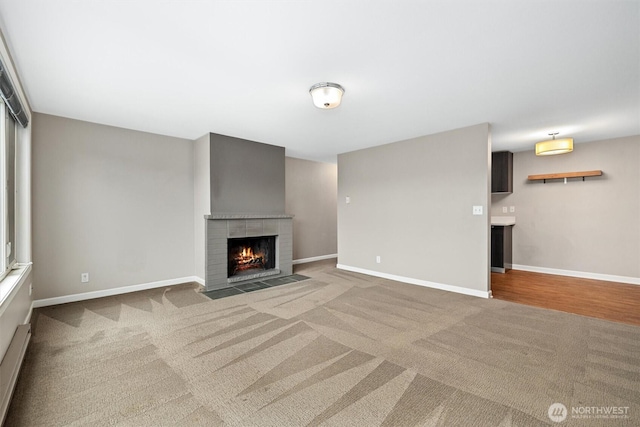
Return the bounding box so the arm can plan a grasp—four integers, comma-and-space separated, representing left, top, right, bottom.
205, 214, 293, 291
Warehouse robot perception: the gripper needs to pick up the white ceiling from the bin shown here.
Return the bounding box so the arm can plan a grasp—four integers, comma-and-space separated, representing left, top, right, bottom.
0, 1, 638, 163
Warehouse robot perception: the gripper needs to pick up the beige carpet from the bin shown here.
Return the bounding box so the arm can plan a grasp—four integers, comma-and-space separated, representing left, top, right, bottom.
7, 260, 640, 426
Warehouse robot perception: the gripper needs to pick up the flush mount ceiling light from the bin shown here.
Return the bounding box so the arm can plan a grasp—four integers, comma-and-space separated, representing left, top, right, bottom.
535, 132, 574, 156
309, 82, 344, 109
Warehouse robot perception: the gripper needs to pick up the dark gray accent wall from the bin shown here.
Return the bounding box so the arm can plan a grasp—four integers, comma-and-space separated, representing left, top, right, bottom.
209, 133, 285, 214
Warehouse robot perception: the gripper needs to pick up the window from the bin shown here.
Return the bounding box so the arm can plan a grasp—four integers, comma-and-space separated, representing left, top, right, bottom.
0, 100, 16, 280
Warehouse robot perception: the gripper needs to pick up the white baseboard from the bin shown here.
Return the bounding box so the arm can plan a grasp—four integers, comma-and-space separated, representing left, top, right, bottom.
512, 264, 640, 286
293, 254, 338, 265
192, 276, 205, 286
33, 276, 202, 308
336, 264, 491, 299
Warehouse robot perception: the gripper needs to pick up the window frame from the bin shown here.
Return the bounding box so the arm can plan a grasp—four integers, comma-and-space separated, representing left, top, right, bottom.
0, 101, 16, 281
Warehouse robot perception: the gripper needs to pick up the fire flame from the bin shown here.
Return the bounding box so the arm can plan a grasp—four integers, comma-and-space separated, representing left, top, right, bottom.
235, 246, 263, 266
230, 244, 268, 276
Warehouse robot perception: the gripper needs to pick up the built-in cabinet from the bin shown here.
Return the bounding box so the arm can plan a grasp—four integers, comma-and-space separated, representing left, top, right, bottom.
491, 150, 514, 274
491, 151, 513, 194
491, 225, 513, 273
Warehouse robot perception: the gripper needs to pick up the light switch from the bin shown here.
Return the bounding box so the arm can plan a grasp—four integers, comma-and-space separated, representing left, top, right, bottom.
472, 206, 483, 215
509, 206, 515, 213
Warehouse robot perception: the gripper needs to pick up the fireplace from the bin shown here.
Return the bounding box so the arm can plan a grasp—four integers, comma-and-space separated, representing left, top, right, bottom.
200, 135, 291, 291
205, 214, 293, 291
228, 235, 276, 278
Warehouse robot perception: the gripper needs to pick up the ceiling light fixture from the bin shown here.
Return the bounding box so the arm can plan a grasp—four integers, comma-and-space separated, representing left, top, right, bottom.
309, 82, 344, 109
535, 133, 574, 156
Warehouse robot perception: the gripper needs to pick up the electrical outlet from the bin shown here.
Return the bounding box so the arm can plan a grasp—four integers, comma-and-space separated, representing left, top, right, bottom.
472, 206, 483, 215
345, 196, 351, 204
376, 255, 381, 264
81, 273, 89, 283
502, 206, 508, 213
509, 206, 515, 213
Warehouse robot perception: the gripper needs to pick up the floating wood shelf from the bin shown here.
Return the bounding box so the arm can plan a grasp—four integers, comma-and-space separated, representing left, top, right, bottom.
528, 170, 602, 183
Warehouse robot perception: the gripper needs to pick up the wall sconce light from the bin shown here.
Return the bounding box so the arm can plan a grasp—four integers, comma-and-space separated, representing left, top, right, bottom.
309, 82, 344, 109
535, 133, 574, 156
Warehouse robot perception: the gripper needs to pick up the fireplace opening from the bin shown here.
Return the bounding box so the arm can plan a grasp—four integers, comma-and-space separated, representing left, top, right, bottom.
228, 235, 276, 278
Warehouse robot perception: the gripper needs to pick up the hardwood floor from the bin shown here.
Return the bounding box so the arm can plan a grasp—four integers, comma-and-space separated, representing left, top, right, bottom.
491, 270, 640, 327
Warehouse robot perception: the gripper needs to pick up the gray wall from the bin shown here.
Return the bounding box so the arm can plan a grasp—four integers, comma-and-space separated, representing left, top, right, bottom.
491, 135, 640, 279
338, 123, 491, 294
210, 133, 285, 214
194, 134, 210, 280
285, 157, 337, 261
32, 113, 194, 300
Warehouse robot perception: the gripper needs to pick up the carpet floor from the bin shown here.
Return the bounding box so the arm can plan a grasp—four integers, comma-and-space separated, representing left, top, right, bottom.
6, 259, 640, 426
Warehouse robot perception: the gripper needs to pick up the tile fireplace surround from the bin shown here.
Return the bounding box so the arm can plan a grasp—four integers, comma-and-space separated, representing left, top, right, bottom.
205, 214, 293, 291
